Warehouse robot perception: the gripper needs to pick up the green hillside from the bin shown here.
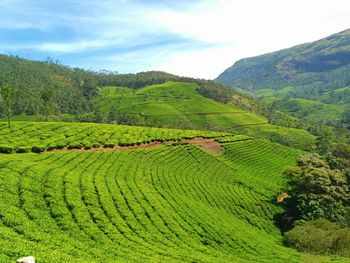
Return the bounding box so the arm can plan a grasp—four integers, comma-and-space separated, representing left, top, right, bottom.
257, 94, 345, 123
0, 54, 195, 117
216, 29, 350, 124
94, 82, 316, 150
0, 121, 347, 262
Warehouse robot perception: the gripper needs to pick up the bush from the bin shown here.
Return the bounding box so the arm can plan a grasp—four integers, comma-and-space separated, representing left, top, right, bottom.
31, 145, 46, 153
55, 141, 66, 149
68, 141, 83, 149
103, 140, 116, 148
284, 219, 350, 257
16, 146, 32, 153
83, 142, 92, 150
0, 145, 14, 154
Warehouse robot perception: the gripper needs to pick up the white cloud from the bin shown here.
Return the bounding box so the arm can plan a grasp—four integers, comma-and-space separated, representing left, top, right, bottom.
1, 0, 350, 78
151, 0, 350, 78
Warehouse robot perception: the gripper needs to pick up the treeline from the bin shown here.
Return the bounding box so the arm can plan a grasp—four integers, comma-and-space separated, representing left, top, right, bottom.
0, 55, 95, 116
97, 70, 197, 89
197, 80, 268, 114
0, 55, 196, 118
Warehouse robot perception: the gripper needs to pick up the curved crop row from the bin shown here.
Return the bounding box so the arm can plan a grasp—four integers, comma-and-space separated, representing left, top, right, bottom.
0, 121, 231, 154
0, 141, 305, 262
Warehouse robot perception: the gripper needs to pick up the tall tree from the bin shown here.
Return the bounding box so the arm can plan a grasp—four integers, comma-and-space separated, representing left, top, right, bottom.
0, 82, 14, 130
41, 87, 53, 121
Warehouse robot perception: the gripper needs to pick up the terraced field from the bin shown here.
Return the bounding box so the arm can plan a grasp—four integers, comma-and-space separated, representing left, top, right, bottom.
95, 82, 316, 150
0, 122, 348, 262
96, 82, 264, 129
0, 122, 227, 153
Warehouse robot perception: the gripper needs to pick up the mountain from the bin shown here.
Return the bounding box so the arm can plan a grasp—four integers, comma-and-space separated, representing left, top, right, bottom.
216, 29, 350, 123
217, 29, 350, 95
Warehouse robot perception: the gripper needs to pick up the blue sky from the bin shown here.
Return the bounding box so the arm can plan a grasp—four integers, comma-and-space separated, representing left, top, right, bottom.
1, 0, 350, 78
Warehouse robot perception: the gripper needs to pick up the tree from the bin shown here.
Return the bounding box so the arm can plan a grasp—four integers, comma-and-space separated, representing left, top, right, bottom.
280, 155, 349, 230
341, 107, 350, 127
316, 127, 335, 155
0, 82, 14, 130
41, 87, 53, 121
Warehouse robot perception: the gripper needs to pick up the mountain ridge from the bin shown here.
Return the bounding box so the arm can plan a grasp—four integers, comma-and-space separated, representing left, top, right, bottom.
216, 28, 350, 94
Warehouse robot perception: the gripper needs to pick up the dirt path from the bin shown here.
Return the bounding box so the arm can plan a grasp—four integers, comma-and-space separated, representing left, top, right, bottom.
51, 138, 224, 154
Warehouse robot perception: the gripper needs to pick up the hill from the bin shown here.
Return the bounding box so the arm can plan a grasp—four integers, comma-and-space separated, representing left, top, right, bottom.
0, 121, 348, 262
93, 82, 316, 150
216, 29, 350, 124
0, 54, 193, 116
0, 55, 317, 149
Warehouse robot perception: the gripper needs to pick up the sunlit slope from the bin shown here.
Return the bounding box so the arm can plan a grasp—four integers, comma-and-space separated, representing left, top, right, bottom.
0, 121, 346, 262
96, 82, 264, 129
95, 82, 316, 149
0, 140, 303, 262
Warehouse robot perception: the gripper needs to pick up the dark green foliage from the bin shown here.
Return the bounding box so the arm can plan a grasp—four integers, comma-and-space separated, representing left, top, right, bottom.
197, 81, 234, 103
16, 146, 32, 153
97, 70, 197, 89
316, 127, 336, 155
0, 145, 14, 154
284, 219, 350, 257
342, 107, 350, 127
41, 87, 53, 121
0, 82, 14, 130
31, 145, 46, 153
282, 155, 349, 227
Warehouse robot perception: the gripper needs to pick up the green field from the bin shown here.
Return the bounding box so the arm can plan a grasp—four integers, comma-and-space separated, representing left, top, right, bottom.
95, 82, 316, 150
0, 122, 347, 262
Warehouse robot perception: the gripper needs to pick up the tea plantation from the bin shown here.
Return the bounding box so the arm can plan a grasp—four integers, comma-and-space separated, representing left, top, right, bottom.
0, 122, 228, 154
0, 122, 347, 262
95, 82, 316, 150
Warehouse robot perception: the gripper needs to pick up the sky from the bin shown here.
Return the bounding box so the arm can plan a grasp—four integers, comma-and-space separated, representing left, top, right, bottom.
1, 0, 350, 79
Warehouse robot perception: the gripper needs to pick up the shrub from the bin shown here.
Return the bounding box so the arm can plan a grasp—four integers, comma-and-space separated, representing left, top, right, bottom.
103, 140, 115, 148
83, 142, 92, 150
55, 141, 66, 149
284, 219, 350, 257
0, 145, 14, 154
31, 145, 46, 153
16, 146, 32, 153
68, 141, 83, 149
